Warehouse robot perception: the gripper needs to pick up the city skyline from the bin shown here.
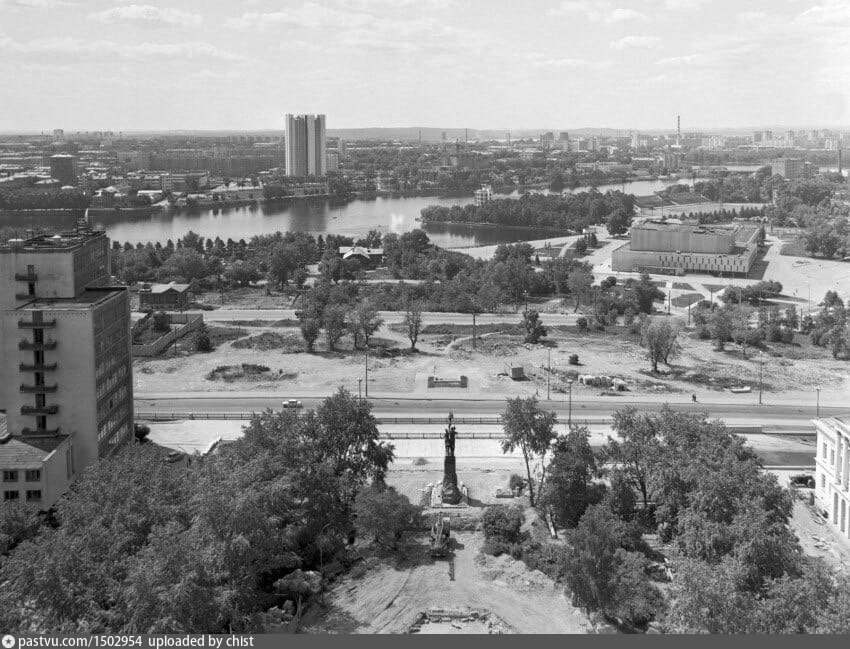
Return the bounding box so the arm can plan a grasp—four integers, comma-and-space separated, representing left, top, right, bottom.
0, 0, 848, 131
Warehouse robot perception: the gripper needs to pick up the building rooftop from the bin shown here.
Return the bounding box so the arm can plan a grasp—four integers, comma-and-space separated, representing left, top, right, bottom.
0, 435, 69, 467
17, 287, 126, 310
0, 229, 107, 253
141, 282, 190, 294
635, 220, 740, 236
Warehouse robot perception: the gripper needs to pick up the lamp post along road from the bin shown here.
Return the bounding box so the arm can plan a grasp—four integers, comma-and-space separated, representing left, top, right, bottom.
365, 347, 369, 398
816, 386, 821, 418
547, 347, 551, 401
566, 379, 574, 431
758, 355, 764, 405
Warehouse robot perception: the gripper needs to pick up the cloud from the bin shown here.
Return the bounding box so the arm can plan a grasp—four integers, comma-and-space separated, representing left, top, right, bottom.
0, 33, 245, 62
532, 57, 611, 70
663, 0, 713, 9
611, 35, 661, 50
227, 3, 371, 30
89, 4, 203, 27
0, 0, 75, 7
549, 1, 646, 22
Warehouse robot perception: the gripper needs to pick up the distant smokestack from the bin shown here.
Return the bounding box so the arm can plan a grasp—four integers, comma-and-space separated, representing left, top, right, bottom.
677, 115, 681, 145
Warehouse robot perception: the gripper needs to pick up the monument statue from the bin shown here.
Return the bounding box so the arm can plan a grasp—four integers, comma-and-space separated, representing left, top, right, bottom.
441, 412, 462, 504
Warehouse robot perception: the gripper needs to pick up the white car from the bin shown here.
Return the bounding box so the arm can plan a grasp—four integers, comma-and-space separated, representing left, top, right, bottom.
282, 399, 303, 409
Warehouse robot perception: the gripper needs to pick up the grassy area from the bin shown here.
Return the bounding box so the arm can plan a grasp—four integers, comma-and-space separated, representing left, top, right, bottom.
780, 239, 807, 257
231, 331, 304, 352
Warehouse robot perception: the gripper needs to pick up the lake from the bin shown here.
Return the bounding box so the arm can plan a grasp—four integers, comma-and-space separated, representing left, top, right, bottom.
0, 176, 740, 249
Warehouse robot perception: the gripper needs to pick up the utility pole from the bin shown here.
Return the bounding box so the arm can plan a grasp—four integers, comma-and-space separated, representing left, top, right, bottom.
358, 377, 362, 402
816, 386, 821, 418
472, 310, 477, 350
758, 355, 764, 405
547, 347, 551, 401
364, 347, 369, 398
566, 379, 573, 431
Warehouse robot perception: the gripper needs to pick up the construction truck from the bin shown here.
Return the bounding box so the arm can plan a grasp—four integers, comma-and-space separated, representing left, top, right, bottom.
430, 516, 451, 558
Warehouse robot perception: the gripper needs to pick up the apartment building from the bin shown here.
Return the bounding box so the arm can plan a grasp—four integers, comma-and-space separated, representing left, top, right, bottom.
813, 417, 850, 541
0, 230, 133, 509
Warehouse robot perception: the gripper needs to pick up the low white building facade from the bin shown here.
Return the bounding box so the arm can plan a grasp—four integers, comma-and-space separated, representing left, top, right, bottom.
813, 417, 850, 540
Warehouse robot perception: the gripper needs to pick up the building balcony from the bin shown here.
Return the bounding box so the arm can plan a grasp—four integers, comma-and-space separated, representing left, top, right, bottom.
14, 273, 37, 282
21, 427, 61, 436
18, 340, 57, 351
20, 384, 58, 394
19, 363, 57, 372
20, 405, 59, 416
18, 319, 56, 329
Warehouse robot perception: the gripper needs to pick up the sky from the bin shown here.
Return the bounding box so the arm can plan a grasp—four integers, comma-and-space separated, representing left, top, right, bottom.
0, 0, 848, 132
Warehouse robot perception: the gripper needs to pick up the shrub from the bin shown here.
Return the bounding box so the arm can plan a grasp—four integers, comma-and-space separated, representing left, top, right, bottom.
482, 538, 510, 557
194, 324, 213, 352
569, 354, 580, 365
482, 505, 525, 545
152, 311, 170, 333
508, 473, 525, 493
576, 317, 589, 332
522, 542, 570, 582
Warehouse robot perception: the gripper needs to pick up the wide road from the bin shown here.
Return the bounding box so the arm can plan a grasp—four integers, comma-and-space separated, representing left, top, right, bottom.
181, 309, 577, 326
134, 393, 837, 432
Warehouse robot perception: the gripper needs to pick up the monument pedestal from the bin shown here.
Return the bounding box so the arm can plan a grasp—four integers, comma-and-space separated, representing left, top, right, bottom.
441, 455, 462, 505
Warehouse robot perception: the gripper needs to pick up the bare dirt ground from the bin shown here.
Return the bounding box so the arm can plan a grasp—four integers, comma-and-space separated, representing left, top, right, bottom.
301, 531, 592, 634
133, 316, 850, 404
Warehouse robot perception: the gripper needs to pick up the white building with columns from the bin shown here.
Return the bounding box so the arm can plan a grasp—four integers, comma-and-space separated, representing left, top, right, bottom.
813, 417, 850, 540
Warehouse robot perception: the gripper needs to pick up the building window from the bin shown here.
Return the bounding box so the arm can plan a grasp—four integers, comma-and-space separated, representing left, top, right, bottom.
831, 449, 835, 464
2, 470, 18, 482
26, 490, 41, 502
821, 474, 826, 488
25, 469, 40, 482
823, 442, 828, 459
3, 491, 19, 501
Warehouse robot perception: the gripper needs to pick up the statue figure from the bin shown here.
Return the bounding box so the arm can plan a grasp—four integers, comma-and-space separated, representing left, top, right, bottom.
441, 412, 461, 504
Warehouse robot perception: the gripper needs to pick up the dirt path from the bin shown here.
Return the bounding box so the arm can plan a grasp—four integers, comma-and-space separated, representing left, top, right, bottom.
310, 532, 592, 634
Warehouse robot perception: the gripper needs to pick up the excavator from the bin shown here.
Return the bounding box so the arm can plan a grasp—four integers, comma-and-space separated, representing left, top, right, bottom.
429, 516, 452, 558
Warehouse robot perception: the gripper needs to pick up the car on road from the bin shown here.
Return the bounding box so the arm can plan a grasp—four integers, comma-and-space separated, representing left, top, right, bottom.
790, 473, 815, 488
282, 399, 303, 409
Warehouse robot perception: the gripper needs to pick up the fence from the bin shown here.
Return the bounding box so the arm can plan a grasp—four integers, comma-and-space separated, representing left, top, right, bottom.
131, 412, 806, 436
132, 314, 204, 357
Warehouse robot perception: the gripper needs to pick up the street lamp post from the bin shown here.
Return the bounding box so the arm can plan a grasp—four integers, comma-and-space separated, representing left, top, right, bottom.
566, 379, 574, 431
816, 386, 821, 418
547, 347, 551, 401
364, 347, 369, 398
358, 377, 362, 401
758, 355, 764, 405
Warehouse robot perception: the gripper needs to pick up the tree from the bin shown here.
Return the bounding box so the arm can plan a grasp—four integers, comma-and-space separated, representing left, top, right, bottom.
403, 299, 423, 350
298, 303, 322, 352
606, 208, 631, 236
194, 323, 212, 352
731, 305, 757, 358
640, 317, 680, 372
565, 505, 658, 622
568, 268, 593, 313
353, 485, 420, 549
481, 505, 525, 555
322, 304, 348, 351
708, 305, 736, 351
522, 309, 547, 344
541, 426, 598, 528
605, 407, 662, 509
349, 300, 384, 349
0, 503, 42, 555
500, 397, 556, 507
633, 273, 663, 314
152, 311, 170, 333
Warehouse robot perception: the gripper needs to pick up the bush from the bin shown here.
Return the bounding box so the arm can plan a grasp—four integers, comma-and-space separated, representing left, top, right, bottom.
152, 311, 170, 333
482, 538, 510, 557
522, 541, 570, 582
482, 505, 525, 545
508, 473, 525, 493
576, 317, 589, 332
194, 324, 213, 352
568, 354, 580, 365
